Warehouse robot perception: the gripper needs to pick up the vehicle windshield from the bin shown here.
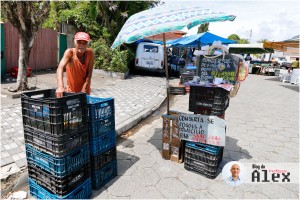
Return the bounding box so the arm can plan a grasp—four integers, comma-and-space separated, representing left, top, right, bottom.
144, 45, 158, 53
278, 57, 287, 61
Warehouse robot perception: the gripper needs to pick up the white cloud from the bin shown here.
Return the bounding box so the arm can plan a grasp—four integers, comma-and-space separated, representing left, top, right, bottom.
162, 0, 300, 42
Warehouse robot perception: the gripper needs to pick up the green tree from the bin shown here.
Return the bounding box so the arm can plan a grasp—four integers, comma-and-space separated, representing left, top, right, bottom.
239, 38, 249, 44
42, 1, 159, 72
228, 34, 249, 44
257, 39, 268, 43
228, 34, 241, 42
90, 28, 129, 73
43, 1, 158, 44
1, 2, 50, 91
197, 23, 209, 34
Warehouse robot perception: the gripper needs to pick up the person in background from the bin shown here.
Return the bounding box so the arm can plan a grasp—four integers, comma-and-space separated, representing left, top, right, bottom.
289, 57, 299, 73
271, 57, 277, 67
245, 54, 252, 61
56, 32, 94, 97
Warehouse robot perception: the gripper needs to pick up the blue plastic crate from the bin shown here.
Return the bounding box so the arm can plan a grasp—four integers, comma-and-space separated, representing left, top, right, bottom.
91, 160, 117, 190
26, 144, 90, 177
89, 115, 115, 138
90, 131, 116, 156
186, 141, 221, 155
29, 178, 92, 199
87, 96, 114, 121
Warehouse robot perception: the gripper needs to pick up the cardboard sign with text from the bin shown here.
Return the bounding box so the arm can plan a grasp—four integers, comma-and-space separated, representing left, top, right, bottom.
178, 113, 226, 146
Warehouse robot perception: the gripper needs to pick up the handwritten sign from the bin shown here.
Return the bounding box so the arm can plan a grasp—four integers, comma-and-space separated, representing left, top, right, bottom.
197, 54, 242, 84
178, 114, 226, 146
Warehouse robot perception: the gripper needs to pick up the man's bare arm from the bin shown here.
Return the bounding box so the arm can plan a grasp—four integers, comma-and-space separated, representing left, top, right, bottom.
56, 49, 73, 97
82, 49, 94, 93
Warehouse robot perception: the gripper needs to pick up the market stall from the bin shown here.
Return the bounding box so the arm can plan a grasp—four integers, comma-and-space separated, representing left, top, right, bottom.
228, 43, 276, 75
111, 4, 238, 179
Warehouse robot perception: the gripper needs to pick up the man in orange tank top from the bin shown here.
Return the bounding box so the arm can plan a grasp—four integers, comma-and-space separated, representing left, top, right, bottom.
56, 32, 94, 97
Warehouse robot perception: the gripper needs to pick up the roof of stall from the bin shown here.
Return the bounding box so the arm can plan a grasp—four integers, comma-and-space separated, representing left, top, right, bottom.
228, 43, 274, 54
167, 32, 236, 47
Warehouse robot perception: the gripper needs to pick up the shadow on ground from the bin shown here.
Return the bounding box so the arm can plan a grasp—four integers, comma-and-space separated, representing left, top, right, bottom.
280, 84, 299, 92
91, 138, 140, 198
147, 128, 162, 152
148, 129, 253, 178
265, 77, 281, 82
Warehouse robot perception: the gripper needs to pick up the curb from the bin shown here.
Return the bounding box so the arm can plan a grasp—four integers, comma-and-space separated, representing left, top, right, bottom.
116, 92, 167, 136
1, 90, 23, 99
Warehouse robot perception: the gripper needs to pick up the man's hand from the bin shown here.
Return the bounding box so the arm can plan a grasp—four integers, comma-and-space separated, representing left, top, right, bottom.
56, 87, 65, 98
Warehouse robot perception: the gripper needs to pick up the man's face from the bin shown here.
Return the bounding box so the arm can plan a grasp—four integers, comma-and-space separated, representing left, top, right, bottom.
75, 40, 88, 54
230, 164, 240, 178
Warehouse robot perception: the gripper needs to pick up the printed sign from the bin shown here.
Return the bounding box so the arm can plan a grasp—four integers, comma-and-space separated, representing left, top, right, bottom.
178, 113, 226, 146
197, 54, 242, 84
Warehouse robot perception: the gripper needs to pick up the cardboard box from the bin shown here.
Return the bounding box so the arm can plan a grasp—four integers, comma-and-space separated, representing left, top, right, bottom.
162, 116, 171, 160
162, 110, 184, 163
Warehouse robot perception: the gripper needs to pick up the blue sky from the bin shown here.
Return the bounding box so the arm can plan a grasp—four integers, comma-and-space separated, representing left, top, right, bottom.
162, 0, 300, 43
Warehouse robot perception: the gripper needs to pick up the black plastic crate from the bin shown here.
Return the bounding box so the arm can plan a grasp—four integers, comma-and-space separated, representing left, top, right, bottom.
184, 142, 223, 179
24, 126, 88, 157
184, 162, 221, 179
185, 147, 223, 166
169, 86, 186, 95
180, 73, 195, 83
21, 89, 88, 136
189, 86, 229, 115
180, 68, 196, 75
28, 163, 91, 196
91, 147, 117, 171
91, 160, 117, 190
192, 103, 229, 116
185, 142, 222, 159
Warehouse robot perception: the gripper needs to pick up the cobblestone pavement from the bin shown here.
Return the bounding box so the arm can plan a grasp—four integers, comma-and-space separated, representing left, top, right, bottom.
1, 73, 299, 199
93, 74, 299, 199
0, 72, 166, 172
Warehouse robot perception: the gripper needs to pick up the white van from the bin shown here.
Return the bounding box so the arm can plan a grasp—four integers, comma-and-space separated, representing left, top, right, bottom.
135, 42, 164, 72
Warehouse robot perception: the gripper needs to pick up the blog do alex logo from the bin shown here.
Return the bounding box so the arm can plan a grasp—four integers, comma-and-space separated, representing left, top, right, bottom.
252, 164, 290, 183
249, 163, 299, 184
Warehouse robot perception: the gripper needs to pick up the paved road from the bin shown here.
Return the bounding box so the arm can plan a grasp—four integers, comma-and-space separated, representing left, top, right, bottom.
94, 74, 299, 199
1, 74, 299, 199
0, 71, 166, 171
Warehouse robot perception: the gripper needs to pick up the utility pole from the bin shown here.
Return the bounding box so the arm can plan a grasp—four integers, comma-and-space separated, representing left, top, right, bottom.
249, 29, 252, 43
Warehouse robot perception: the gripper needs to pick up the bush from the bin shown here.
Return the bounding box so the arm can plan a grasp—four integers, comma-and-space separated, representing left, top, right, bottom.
91, 37, 129, 73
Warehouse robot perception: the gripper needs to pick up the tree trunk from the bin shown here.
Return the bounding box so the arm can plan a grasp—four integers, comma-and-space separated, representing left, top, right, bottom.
16, 36, 34, 91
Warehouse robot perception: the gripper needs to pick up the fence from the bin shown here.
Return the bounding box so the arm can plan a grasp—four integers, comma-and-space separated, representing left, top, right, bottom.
2, 22, 67, 75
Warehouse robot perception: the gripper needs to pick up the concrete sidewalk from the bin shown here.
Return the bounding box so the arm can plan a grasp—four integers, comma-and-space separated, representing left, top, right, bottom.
0, 70, 166, 177
2, 73, 299, 199
95, 74, 299, 199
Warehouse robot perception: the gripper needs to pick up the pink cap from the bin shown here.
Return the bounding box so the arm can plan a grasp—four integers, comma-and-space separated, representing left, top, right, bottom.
74, 32, 90, 42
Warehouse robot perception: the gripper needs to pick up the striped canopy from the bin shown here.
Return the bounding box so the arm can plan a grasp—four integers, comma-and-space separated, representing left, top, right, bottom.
111, 5, 236, 49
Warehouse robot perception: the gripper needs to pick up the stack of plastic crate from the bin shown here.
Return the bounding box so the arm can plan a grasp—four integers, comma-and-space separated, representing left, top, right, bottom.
184, 141, 223, 178
87, 96, 117, 190
21, 89, 92, 199
185, 85, 229, 178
